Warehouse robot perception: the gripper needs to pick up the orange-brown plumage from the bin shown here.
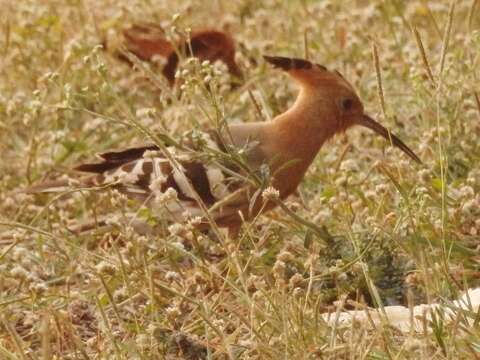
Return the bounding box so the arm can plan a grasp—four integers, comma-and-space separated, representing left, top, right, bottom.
29, 56, 421, 235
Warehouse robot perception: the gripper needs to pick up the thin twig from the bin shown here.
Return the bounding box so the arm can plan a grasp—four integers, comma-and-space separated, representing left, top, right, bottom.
248, 89, 266, 122
411, 26, 436, 87
474, 91, 480, 120
468, 0, 478, 33
372, 41, 387, 120
438, 1, 456, 78
423, 2, 442, 39
303, 29, 309, 60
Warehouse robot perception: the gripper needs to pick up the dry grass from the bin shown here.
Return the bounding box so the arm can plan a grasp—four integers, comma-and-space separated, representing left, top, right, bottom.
1, 0, 480, 358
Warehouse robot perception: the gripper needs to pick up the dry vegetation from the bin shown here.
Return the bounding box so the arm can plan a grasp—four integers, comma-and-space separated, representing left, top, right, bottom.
1, 0, 480, 358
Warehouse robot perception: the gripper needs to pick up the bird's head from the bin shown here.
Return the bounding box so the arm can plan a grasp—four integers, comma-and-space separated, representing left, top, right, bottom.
264, 55, 421, 163
161, 29, 243, 85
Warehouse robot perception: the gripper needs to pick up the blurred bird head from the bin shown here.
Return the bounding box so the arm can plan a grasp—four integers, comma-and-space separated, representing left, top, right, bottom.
162, 29, 243, 85
187, 30, 243, 78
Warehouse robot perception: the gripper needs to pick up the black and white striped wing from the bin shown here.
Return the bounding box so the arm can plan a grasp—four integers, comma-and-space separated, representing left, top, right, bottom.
76, 144, 240, 222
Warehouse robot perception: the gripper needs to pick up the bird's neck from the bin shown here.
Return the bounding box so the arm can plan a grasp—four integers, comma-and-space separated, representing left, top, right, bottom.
265, 88, 336, 196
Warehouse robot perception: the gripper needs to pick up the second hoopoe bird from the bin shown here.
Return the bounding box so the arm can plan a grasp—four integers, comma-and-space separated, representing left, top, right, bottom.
31, 56, 421, 235
116, 23, 242, 85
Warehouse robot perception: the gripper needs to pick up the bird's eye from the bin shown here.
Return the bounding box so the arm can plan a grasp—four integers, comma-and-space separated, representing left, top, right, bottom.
341, 98, 354, 111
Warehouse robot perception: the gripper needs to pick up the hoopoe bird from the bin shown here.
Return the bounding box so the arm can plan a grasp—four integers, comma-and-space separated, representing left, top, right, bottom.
115, 23, 242, 85
30, 56, 421, 236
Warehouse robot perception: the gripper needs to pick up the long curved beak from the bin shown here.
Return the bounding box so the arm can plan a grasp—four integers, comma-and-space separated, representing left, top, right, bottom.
356, 115, 422, 164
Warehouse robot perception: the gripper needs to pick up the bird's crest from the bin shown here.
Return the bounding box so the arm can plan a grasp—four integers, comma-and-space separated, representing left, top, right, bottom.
263, 55, 327, 71
263, 55, 351, 90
